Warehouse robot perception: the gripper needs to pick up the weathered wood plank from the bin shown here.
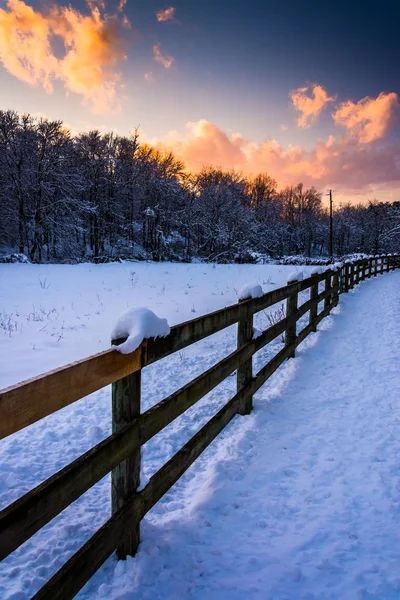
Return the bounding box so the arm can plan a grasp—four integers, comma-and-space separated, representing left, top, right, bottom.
0, 348, 142, 440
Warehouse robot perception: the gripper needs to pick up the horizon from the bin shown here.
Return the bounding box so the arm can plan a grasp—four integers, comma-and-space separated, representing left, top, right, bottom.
0, 0, 399, 206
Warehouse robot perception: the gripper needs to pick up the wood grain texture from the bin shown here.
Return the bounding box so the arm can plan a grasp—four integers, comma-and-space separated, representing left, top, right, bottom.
0, 347, 142, 440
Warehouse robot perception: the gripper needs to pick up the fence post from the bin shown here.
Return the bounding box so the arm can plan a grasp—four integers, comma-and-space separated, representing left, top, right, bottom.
374, 256, 378, 276
362, 259, 367, 281
332, 269, 340, 306
343, 262, 350, 292
237, 299, 253, 415
309, 276, 318, 332
380, 256, 385, 275
349, 262, 355, 289
324, 270, 332, 310
111, 339, 142, 559
285, 286, 298, 358
386, 255, 390, 272
368, 257, 373, 278
355, 262, 361, 285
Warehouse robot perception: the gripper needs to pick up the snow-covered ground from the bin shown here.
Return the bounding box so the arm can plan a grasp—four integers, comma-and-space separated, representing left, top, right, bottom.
1, 264, 400, 600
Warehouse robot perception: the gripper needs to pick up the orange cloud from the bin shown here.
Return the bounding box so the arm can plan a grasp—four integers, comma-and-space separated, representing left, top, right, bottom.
153, 117, 400, 193
332, 92, 399, 143
290, 84, 336, 128
153, 44, 173, 68
156, 7, 175, 22
0, 0, 126, 113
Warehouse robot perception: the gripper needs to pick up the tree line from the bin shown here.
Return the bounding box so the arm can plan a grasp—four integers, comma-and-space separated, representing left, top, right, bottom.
0, 110, 399, 263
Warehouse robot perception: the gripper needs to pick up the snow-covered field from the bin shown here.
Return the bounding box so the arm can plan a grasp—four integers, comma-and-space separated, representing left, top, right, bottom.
1, 263, 400, 600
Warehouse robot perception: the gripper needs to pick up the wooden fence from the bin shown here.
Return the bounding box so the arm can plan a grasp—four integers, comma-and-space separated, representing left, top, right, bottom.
0, 254, 399, 599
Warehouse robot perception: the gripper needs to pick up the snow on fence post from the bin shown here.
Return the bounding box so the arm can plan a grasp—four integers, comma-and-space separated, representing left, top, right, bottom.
237, 284, 262, 414
110, 307, 170, 559
285, 273, 300, 358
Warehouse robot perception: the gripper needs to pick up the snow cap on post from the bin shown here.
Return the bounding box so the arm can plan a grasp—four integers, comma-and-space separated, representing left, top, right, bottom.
287, 271, 303, 284
334, 262, 343, 269
238, 283, 264, 301
111, 307, 170, 354
310, 266, 322, 275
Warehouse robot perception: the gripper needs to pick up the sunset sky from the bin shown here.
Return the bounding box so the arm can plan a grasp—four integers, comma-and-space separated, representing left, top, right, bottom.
0, 0, 399, 204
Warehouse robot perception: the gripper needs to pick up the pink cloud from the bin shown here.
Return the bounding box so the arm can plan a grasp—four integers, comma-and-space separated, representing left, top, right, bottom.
153, 117, 400, 193
0, 0, 126, 113
332, 92, 399, 143
290, 84, 336, 128
156, 7, 175, 22
153, 44, 173, 68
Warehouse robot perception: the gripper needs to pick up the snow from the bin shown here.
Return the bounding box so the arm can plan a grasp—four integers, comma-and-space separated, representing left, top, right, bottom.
311, 266, 322, 275
252, 327, 262, 340
111, 307, 170, 354
237, 283, 263, 301
1, 263, 400, 600
287, 270, 303, 283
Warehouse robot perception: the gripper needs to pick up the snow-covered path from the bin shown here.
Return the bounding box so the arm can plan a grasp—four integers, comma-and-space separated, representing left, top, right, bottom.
94, 271, 400, 600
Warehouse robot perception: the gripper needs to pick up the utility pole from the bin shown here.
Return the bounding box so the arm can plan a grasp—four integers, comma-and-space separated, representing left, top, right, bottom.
327, 189, 333, 259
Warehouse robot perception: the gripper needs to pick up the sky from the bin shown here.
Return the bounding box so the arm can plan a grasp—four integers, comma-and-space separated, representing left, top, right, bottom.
0, 0, 399, 204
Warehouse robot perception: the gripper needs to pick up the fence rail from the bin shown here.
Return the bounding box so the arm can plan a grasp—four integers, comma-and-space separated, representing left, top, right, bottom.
1, 254, 399, 599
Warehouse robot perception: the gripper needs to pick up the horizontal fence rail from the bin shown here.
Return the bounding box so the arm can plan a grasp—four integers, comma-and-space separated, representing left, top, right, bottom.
0, 254, 399, 599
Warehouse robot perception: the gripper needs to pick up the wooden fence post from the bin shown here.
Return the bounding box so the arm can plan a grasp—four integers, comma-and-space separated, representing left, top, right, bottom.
386, 256, 390, 272
368, 257, 373, 278
361, 260, 367, 281
324, 270, 332, 310
237, 299, 253, 415
111, 339, 142, 559
332, 269, 340, 306
285, 287, 298, 358
343, 262, 350, 292
309, 276, 318, 332
374, 257, 378, 276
